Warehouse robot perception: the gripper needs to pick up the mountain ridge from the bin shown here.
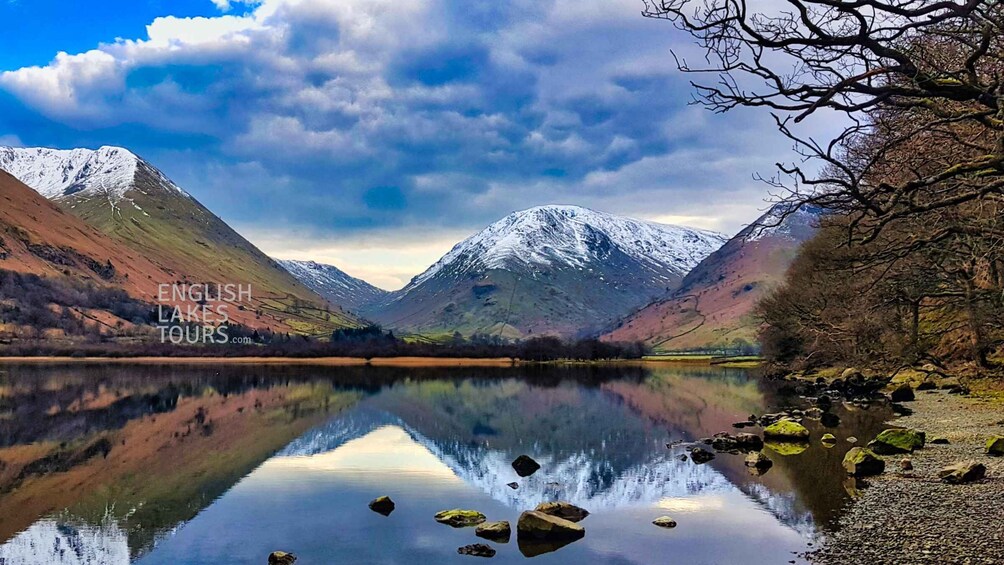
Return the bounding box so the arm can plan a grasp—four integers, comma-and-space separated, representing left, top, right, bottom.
360, 205, 728, 338
277, 259, 389, 314
1, 145, 364, 334
601, 204, 821, 350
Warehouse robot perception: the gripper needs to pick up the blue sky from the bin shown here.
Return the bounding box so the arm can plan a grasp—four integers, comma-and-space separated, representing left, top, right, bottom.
0, 0, 803, 289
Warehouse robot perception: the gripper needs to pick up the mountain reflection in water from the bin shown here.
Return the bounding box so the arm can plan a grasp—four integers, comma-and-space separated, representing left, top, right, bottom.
0, 363, 892, 564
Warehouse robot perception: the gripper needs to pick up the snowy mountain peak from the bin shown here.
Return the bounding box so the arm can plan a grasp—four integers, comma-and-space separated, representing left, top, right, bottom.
407, 204, 729, 289
278, 259, 388, 313
0, 145, 187, 202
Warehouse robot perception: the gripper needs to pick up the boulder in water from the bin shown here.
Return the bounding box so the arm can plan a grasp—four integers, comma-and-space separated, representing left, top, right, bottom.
517, 511, 585, 541
435, 509, 487, 527
268, 552, 296, 565
689, 447, 715, 464
763, 420, 810, 440
368, 496, 395, 516
458, 544, 496, 558
476, 521, 512, 543
534, 501, 589, 523
735, 433, 764, 451
652, 516, 677, 528
744, 451, 773, 471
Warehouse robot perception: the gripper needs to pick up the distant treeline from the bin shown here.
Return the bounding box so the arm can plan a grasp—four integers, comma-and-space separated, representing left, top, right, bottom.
0, 332, 647, 360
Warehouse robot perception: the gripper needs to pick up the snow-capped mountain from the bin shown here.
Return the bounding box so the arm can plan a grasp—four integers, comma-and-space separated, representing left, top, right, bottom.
0, 145, 364, 332
407, 205, 726, 290
0, 146, 187, 203
603, 203, 822, 350
278, 259, 388, 314
363, 205, 728, 338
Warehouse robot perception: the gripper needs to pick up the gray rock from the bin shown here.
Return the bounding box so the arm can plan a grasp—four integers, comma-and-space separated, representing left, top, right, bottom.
517, 511, 585, 540
938, 460, 986, 484
535, 501, 589, 523
476, 521, 511, 543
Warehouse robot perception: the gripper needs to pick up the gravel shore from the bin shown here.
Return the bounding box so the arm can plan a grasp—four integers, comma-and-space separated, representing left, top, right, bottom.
808, 389, 1004, 564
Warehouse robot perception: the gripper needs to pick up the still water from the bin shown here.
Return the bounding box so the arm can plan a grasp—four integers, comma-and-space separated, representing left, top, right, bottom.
0, 363, 891, 564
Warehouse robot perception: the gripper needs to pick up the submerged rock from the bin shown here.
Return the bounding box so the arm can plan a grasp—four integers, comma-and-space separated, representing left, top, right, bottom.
689, 447, 715, 464
476, 521, 512, 543
458, 544, 496, 558
368, 496, 395, 516
268, 551, 296, 565
652, 516, 677, 528
735, 433, 764, 451
930, 437, 950, 445
517, 511, 585, 541
711, 435, 739, 451
843, 447, 885, 477
868, 428, 926, 454
506, 482, 519, 490
535, 501, 589, 523
939, 460, 986, 484
435, 509, 487, 527
744, 451, 773, 471
900, 458, 913, 471
986, 436, 1004, 456
512, 455, 541, 477
820, 412, 842, 428
763, 420, 810, 440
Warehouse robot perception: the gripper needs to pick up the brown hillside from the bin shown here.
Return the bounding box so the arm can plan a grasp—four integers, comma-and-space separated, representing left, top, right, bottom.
603, 207, 820, 351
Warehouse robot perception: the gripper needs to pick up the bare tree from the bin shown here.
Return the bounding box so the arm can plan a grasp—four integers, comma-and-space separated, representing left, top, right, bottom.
643, 0, 1004, 241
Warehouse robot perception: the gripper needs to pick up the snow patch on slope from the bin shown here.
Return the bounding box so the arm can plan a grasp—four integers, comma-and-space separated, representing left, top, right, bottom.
406, 205, 728, 289
0, 145, 187, 203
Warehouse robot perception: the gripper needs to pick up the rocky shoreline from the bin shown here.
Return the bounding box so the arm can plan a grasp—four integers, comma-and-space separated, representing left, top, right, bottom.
808, 386, 1004, 564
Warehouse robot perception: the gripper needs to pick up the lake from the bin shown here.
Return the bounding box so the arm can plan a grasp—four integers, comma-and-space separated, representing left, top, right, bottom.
0, 362, 891, 564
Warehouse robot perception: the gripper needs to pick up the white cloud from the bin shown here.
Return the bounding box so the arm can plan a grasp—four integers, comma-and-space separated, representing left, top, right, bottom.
0, 134, 23, 147
0, 0, 829, 286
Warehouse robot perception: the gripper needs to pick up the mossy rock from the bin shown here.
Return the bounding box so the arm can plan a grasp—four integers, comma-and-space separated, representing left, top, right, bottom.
762, 420, 810, 440
764, 440, 808, 456
867, 428, 925, 455
987, 436, 1004, 456
435, 509, 487, 527
843, 447, 885, 477
820, 433, 837, 447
